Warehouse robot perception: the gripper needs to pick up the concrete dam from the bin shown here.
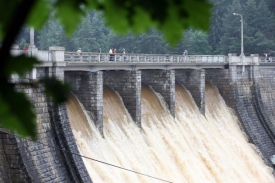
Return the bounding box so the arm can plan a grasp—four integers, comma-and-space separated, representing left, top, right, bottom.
1, 48, 275, 182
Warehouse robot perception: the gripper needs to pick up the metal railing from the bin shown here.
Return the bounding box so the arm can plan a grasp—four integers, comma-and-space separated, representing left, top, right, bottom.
64, 52, 228, 64
259, 56, 275, 63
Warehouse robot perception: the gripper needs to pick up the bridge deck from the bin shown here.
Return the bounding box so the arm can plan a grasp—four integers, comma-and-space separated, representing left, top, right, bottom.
64, 52, 228, 71
65, 61, 228, 71
11, 49, 275, 70
65, 52, 228, 63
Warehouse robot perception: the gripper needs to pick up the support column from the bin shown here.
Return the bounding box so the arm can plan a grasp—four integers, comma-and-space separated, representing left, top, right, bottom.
142, 70, 175, 117
176, 69, 205, 115
49, 46, 65, 62
65, 71, 103, 135
103, 70, 141, 127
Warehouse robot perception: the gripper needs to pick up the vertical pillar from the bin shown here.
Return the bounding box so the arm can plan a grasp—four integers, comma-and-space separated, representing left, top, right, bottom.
65, 71, 103, 135
176, 69, 205, 115
49, 46, 65, 62
250, 54, 259, 65
28, 27, 37, 50
142, 70, 175, 117
30, 28, 34, 47
103, 70, 141, 127
29, 68, 37, 80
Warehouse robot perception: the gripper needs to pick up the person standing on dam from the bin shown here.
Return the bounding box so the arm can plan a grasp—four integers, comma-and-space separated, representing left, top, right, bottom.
77, 48, 81, 55
109, 48, 114, 61
122, 48, 126, 61
183, 49, 188, 61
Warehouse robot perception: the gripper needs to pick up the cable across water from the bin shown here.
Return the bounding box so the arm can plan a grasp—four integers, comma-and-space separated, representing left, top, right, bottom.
0, 129, 173, 183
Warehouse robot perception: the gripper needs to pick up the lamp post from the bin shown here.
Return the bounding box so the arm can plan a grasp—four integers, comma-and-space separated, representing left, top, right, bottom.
233, 13, 245, 73
28, 27, 36, 50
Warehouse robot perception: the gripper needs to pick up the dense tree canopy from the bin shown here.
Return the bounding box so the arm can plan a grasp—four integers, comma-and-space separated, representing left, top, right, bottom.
15, 0, 275, 56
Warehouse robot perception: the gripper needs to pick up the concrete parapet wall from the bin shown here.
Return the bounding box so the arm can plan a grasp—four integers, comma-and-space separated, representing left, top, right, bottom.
176, 69, 205, 115
142, 70, 175, 117
103, 70, 142, 127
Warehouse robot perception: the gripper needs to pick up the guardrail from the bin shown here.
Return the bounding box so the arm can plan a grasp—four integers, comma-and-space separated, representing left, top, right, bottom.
259, 56, 275, 63
64, 52, 228, 64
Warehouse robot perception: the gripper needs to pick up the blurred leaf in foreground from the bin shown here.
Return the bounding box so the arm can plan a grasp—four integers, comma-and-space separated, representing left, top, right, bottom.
40, 77, 71, 104
4, 55, 40, 76
0, 83, 37, 140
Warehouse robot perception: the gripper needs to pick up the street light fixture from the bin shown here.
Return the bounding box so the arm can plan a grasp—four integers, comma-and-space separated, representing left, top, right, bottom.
233, 13, 245, 73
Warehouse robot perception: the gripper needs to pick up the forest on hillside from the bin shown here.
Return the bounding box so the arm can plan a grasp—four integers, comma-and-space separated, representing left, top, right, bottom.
16, 0, 275, 56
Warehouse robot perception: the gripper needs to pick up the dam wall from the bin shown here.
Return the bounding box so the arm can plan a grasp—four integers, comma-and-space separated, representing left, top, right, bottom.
206, 66, 275, 166
0, 66, 92, 182
2, 52, 275, 181
0, 130, 30, 182
252, 67, 275, 142
230, 66, 275, 165
58, 66, 275, 168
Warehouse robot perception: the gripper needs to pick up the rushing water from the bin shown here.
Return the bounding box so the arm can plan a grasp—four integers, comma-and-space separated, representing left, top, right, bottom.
67, 83, 275, 183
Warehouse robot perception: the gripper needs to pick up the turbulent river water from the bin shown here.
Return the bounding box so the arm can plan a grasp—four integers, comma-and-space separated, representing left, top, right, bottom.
67, 83, 275, 183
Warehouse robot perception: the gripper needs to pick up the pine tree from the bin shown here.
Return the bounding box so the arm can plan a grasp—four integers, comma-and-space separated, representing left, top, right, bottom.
219, 0, 243, 55
242, 0, 260, 54
38, 14, 71, 50
253, 0, 275, 55
208, 0, 231, 54
90, 12, 109, 52
72, 14, 96, 52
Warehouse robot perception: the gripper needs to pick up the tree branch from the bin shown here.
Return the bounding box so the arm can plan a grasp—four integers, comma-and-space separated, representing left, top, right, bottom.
0, 0, 37, 80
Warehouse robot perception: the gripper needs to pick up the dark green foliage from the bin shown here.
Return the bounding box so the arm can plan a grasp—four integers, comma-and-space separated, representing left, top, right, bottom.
208, 0, 230, 54
210, 0, 275, 55
72, 14, 96, 52
40, 78, 71, 104
183, 30, 212, 55
25, 0, 275, 56
218, 0, 243, 54
4, 55, 40, 76
0, 83, 37, 139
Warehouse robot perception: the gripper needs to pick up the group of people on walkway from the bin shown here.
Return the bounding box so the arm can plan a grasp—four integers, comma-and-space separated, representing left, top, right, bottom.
76, 47, 126, 61
264, 53, 272, 61
108, 48, 125, 55
108, 48, 125, 61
